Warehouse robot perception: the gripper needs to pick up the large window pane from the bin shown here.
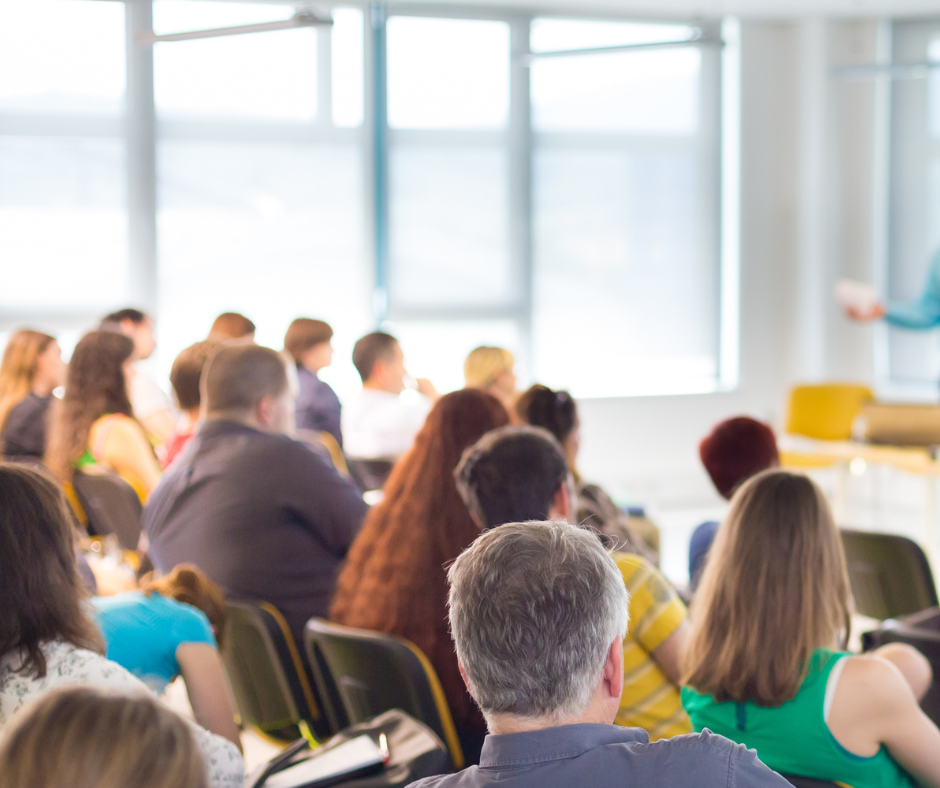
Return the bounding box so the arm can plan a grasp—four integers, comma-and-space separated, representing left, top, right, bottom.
332, 8, 364, 128
389, 147, 512, 307
157, 141, 371, 398
387, 17, 510, 130
533, 148, 717, 397
0, 138, 127, 308
154, 1, 317, 121
530, 19, 696, 52
0, 0, 125, 115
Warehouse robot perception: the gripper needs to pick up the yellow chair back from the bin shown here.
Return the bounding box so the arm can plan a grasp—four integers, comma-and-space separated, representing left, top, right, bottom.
785, 384, 874, 441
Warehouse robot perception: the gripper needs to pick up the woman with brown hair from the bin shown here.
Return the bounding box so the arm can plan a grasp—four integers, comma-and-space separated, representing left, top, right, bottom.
45, 330, 161, 502
682, 469, 940, 788
330, 388, 510, 760
0, 463, 243, 786
0, 329, 66, 462
92, 565, 241, 748
0, 686, 207, 788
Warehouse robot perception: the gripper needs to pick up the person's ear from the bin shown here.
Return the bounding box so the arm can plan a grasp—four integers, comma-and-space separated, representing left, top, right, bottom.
603, 638, 624, 701
256, 394, 275, 428
549, 481, 572, 522
458, 659, 472, 693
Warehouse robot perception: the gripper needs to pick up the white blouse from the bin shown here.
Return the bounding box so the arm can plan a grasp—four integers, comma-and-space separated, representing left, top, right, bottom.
0, 640, 244, 788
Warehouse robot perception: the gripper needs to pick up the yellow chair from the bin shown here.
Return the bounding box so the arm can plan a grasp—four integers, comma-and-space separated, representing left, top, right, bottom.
781, 383, 874, 470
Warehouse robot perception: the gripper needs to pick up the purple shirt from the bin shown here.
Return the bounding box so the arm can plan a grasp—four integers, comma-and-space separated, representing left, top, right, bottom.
295, 365, 343, 447
408, 724, 789, 788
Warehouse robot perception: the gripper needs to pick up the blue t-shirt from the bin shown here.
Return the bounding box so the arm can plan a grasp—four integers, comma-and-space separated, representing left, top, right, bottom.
92, 592, 216, 693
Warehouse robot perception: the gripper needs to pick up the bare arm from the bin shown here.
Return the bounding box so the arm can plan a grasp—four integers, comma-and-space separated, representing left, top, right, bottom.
176, 643, 243, 752
830, 655, 940, 788
99, 418, 162, 497
650, 619, 689, 686
140, 407, 176, 446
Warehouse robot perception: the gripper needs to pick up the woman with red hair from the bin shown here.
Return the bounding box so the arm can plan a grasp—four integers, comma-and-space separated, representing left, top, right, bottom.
330, 389, 509, 762
689, 416, 779, 590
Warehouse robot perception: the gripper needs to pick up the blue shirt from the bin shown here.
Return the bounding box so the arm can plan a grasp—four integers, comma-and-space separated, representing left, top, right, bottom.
886, 246, 940, 330
408, 724, 789, 788
295, 365, 343, 447
92, 592, 216, 693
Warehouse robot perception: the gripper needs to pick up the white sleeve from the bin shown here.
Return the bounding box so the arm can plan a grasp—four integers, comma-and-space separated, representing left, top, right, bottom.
129, 368, 173, 420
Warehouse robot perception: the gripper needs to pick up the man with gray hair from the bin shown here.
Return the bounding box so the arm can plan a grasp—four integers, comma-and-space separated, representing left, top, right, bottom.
408, 520, 788, 787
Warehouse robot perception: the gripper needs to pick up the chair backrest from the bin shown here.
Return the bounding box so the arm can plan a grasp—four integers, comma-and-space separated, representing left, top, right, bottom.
841, 529, 938, 619
304, 618, 464, 770
72, 469, 142, 550
785, 384, 874, 441
221, 601, 328, 742
783, 775, 849, 788
344, 458, 394, 492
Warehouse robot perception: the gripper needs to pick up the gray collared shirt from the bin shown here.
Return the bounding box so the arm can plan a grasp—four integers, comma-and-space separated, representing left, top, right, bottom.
408, 724, 791, 788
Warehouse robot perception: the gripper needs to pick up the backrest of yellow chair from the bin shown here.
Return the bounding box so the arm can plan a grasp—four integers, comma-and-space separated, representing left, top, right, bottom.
785, 384, 874, 441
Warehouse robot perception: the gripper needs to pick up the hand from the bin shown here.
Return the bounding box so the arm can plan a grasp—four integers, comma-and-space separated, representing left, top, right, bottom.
846, 303, 886, 321
415, 378, 438, 400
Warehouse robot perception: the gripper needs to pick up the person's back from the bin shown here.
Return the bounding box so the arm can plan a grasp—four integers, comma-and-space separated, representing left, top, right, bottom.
410, 520, 786, 788
143, 344, 368, 644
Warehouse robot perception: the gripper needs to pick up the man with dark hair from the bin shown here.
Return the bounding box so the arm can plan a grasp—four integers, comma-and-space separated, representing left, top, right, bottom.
162, 340, 220, 468
455, 426, 693, 742
284, 318, 342, 446
100, 307, 174, 445
409, 521, 788, 788
342, 331, 437, 459
143, 344, 368, 645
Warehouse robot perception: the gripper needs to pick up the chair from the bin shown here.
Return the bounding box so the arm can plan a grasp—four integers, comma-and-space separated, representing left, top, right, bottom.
841, 529, 938, 620
304, 618, 464, 770
221, 601, 330, 743
783, 776, 848, 788
344, 458, 394, 492
785, 384, 874, 441
72, 469, 142, 551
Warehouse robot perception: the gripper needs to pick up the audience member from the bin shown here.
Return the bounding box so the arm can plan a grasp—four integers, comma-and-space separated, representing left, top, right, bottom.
45, 331, 161, 504
92, 564, 240, 748
101, 308, 175, 445
165, 340, 221, 468
284, 318, 342, 446
0, 463, 243, 787
689, 416, 779, 590
144, 344, 368, 647
683, 469, 940, 788
455, 426, 691, 741
0, 686, 207, 788
516, 384, 659, 562
408, 520, 788, 788
342, 331, 437, 459
0, 329, 65, 462
331, 389, 510, 760
464, 346, 517, 412
208, 312, 255, 342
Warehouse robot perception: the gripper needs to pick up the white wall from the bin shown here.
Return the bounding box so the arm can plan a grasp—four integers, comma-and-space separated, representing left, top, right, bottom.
576, 19, 883, 510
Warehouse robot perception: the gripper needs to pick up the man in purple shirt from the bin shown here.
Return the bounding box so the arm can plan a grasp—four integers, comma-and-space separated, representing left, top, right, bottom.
408, 520, 789, 788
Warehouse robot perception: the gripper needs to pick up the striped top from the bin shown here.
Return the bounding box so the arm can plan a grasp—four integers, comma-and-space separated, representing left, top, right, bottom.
613, 553, 692, 740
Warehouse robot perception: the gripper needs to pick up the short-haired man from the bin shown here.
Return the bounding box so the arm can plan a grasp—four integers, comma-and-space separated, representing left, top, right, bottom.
409, 520, 788, 788
162, 340, 221, 468
455, 427, 691, 741
143, 344, 369, 645
284, 318, 342, 447
341, 331, 437, 460
100, 308, 175, 445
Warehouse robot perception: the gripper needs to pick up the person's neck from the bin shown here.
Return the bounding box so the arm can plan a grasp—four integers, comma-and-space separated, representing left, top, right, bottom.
362, 379, 397, 394
206, 410, 266, 431
31, 381, 55, 398
486, 705, 613, 736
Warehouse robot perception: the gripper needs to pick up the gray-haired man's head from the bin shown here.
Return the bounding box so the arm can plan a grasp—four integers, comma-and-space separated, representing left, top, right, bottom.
447, 520, 629, 725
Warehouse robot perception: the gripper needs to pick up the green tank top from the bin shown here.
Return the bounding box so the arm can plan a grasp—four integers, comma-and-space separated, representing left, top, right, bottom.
682, 648, 916, 788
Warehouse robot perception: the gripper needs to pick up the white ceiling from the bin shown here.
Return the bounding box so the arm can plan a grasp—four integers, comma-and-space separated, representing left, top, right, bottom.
410, 0, 940, 19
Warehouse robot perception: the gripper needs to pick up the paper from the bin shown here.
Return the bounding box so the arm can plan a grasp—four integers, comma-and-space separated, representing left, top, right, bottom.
263, 735, 385, 788
835, 279, 879, 312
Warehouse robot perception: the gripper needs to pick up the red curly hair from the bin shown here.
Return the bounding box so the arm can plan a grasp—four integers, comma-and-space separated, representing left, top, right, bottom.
330, 389, 509, 740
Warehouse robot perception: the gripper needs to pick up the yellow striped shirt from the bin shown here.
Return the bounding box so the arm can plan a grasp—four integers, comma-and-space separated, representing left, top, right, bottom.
613, 553, 691, 741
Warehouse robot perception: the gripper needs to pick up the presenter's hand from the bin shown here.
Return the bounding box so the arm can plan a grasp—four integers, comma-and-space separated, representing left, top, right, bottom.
846, 303, 886, 321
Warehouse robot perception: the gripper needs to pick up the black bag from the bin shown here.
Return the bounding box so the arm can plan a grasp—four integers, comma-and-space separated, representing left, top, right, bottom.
249, 709, 452, 788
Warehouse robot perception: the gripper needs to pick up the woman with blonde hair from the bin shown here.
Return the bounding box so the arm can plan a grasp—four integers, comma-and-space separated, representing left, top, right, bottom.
463, 346, 517, 411
683, 469, 940, 788
45, 330, 161, 502
0, 329, 66, 462
0, 686, 207, 788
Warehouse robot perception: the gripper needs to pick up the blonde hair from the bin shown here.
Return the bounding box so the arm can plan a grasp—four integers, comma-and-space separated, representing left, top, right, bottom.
0, 687, 207, 788
683, 469, 851, 706
464, 346, 514, 390
0, 329, 55, 434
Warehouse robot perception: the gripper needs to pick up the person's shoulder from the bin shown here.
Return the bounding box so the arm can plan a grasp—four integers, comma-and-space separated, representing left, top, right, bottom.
646, 730, 789, 785
43, 642, 149, 692
836, 652, 910, 714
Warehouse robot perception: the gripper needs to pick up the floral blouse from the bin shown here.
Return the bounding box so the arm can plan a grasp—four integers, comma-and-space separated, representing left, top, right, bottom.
0, 640, 244, 788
